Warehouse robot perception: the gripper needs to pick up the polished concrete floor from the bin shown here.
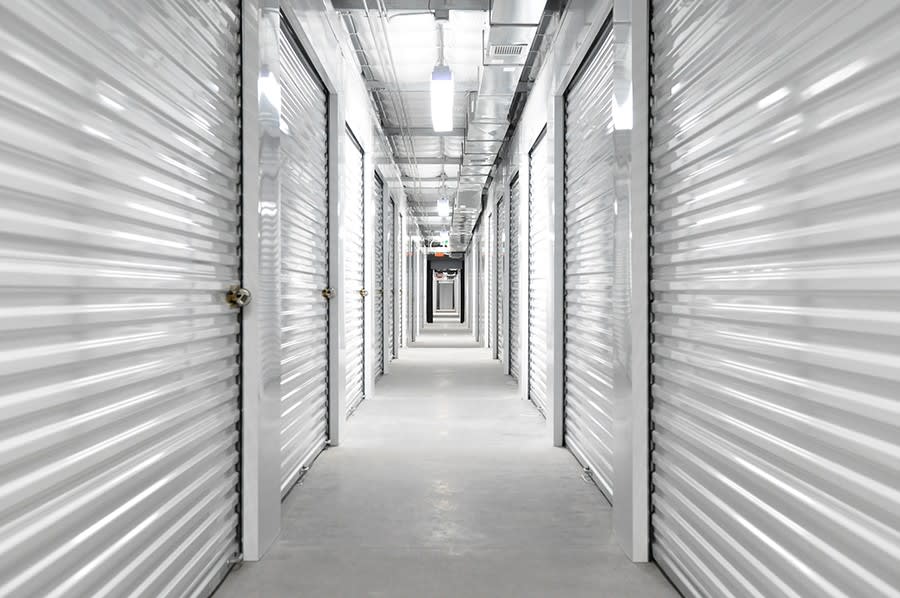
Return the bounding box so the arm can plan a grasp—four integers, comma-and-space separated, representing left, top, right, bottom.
215, 324, 677, 598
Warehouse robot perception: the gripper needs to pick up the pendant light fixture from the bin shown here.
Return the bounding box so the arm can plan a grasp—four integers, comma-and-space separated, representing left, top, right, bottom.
430, 14, 453, 132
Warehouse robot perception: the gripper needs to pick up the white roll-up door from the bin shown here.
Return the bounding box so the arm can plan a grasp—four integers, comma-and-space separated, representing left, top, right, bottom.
528, 132, 550, 417
278, 24, 329, 498
398, 213, 405, 349
374, 174, 385, 378
488, 212, 495, 350
0, 1, 241, 596
386, 198, 396, 360
343, 130, 365, 416
563, 26, 615, 501
508, 175, 522, 381
496, 195, 507, 365
650, 3, 900, 597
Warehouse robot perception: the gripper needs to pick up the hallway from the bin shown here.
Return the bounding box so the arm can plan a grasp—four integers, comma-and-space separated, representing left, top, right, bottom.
215, 326, 677, 597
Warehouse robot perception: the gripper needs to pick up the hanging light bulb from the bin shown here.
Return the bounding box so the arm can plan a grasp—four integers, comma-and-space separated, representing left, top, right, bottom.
431, 65, 454, 132
437, 197, 450, 217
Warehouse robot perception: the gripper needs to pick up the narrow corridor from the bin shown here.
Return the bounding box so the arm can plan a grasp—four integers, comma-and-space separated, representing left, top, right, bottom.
216, 325, 676, 597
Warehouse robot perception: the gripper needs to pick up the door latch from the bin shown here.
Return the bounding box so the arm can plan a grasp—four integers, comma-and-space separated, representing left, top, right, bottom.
321, 287, 336, 300
226, 286, 252, 308
359, 288, 369, 298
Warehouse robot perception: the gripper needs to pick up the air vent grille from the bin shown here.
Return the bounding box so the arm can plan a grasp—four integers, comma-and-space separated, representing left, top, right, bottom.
490, 43, 527, 57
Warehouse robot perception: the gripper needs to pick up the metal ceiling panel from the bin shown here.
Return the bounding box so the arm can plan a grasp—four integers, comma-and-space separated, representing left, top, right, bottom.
491, 0, 546, 25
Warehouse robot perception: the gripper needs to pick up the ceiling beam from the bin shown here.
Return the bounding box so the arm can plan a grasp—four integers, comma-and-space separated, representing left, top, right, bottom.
401, 176, 459, 183
333, 0, 489, 10
394, 156, 462, 165
383, 127, 465, 137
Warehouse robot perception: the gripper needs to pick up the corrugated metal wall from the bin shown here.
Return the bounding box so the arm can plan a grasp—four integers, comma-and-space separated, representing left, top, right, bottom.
343, 130, 366, 417
508, 175, 522, 381
563, 25, 615, 501
374, 174, 385, 377
386, 198, 396, 360
278, 23, 329, 498
488, 212, 495, 350
0, 1, 242, 595
496, 195, 507, 365
528, 131, 550, 417
650, 2, 900, 596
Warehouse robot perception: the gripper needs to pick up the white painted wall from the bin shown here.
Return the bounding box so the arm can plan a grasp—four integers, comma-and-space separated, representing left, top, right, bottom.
492, 0, 649, 562
241, 0, 411, 560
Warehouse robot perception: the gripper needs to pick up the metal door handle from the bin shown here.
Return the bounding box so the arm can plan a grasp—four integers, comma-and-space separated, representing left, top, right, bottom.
359, 288, 369, 298
321, 287, 335, 300
226, 286, 252, 308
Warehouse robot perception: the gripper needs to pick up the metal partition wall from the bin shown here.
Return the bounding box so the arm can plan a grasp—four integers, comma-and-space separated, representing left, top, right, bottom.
343, 128, 365, 417
508, 174, 522, 381
562, 23, 615, 502
528, 130, 550, 417
374, 173, 385, 377
0, 2, 242, 595
496, 195, 508, 366
649, 3, 900, 596
278, 22, 329, 498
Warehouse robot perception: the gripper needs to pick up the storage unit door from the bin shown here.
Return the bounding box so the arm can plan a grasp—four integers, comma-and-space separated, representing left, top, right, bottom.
563, 27, 615, 501
374, 175, 384, 377
650, 3, 900, 597
496, 196, 507, 364
343, 131, 365, 416
487, 213, 495, 349
386, 198, 395, 360
0, 2, 242, 596
279, 25, 329, 497
528, 135, 550, 417
508, 176, 522, 381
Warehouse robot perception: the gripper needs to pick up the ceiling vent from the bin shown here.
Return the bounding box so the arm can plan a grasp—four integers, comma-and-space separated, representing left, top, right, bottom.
489, 43, 527, 57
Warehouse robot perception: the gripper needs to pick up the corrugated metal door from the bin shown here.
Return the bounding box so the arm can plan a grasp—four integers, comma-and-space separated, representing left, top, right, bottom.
0, 1, 242, 596
278, 24, 329, 498
563, 26, 615, 501
496, 195, 507, 364
374, 174, 384, 378
343, 129, 365, 417
528, 132, 550, 417
386, 198, 396, 360
508, 175, 521, 381
398, 213, 404, 349
650, 3, 900, 597
488, 212, 495, 350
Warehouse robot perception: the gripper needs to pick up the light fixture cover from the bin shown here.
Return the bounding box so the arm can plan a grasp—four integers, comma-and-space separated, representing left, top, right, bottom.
430, 65, 454, 132
437, 197, 450, 217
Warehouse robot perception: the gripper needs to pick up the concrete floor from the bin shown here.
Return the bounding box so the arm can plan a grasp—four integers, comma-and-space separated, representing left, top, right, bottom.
215, 324, 677, 598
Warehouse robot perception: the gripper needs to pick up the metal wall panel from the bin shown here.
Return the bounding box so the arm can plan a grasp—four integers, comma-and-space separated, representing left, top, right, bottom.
374, 174, 385, 377
278, 25, 329, 498
563, 27, 615, 501
528, 132, 550, 417
650, 2, 900, 597
387, 198, 396, 360
508, 175, 522, 381
0, 1, 242, 596
343, 130, 366, 416
496, 195, 508, 365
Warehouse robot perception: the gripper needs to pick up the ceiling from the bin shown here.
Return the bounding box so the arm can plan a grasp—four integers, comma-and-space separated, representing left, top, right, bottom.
337, 0, 549, 252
